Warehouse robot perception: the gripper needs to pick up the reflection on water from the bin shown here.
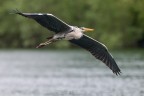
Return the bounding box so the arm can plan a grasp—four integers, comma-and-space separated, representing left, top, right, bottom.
0, 50, 144, 96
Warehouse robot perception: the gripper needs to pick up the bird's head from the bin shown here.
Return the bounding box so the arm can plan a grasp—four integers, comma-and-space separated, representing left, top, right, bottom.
80, 27, 94, 32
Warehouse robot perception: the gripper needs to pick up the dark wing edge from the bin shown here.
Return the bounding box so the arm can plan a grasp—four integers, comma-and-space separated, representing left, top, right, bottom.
69, 35, 121, 75
12, 9, 72, 33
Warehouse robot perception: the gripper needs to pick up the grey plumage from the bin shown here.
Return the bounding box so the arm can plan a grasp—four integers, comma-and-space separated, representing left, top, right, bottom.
13, 10, 121, 75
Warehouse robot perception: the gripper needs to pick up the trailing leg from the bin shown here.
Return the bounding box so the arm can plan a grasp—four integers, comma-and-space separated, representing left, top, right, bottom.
36, 33, 65, 48
36, 36, 56, 48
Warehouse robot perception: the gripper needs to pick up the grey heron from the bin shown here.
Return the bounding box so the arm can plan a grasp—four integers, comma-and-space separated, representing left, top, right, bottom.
13, 10, 121, 75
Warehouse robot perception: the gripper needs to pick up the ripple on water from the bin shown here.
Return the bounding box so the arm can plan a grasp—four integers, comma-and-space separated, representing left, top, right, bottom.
0, 50, 144, 96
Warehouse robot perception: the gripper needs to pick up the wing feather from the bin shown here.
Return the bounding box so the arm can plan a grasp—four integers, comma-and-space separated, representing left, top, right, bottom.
69, 35, 121, 75
13, 10, 71, 33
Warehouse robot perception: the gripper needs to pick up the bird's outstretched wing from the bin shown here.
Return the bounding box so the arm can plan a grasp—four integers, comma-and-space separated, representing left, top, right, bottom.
13, 10, 71, 33
69, 35, 121, 75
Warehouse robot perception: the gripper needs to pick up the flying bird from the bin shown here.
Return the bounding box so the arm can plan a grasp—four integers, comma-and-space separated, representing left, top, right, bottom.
13, 10, 121, 75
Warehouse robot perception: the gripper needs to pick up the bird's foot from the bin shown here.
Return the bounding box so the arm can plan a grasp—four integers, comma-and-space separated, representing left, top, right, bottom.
36, 43, 46, 48
36, 41, 51, 48
36, 39, 54, 48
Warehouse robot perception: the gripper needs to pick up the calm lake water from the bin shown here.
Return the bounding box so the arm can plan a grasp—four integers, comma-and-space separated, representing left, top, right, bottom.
0, 50, 144, 96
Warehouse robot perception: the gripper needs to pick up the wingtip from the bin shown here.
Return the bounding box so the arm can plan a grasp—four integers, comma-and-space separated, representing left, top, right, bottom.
114, 70, 122, 76
9, 9, 29, 18
9, 9, 21, 14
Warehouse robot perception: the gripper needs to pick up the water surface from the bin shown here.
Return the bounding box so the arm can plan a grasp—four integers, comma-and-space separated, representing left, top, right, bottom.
0, 50, 144, 96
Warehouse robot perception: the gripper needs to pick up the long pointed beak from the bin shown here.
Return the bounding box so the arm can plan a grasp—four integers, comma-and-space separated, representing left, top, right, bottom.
83, 28, 94, 32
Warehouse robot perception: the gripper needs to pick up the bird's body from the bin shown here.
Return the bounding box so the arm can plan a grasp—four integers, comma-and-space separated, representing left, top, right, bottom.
65, 27, 83, 40
13, 10, 121, 75
53, 26, 83, 40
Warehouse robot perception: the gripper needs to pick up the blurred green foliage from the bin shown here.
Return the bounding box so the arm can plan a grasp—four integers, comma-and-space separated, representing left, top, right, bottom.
0, 0, 144, 49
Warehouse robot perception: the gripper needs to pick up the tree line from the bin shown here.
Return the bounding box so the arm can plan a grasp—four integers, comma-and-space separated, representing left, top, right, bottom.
0, 0, 144, 49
